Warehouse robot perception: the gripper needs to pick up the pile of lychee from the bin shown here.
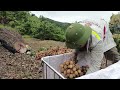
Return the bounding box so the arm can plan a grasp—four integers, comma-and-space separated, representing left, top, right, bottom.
59, 60, 89, 79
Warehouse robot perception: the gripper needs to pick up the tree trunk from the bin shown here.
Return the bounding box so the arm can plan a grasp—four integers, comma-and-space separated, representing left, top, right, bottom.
0, 28, 27, 53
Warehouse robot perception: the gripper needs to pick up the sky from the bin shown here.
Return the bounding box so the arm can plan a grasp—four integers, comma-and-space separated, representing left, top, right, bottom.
30, 11, 120, 23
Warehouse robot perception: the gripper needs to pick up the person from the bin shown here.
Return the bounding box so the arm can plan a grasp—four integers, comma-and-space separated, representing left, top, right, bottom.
65, 19, 120, 74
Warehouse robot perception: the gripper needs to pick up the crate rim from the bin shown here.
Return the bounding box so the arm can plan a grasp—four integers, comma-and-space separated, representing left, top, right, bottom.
41, 56, 66, 79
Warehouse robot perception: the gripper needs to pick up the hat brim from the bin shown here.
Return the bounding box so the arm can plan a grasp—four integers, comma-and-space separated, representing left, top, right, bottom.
66, 42, 78, 49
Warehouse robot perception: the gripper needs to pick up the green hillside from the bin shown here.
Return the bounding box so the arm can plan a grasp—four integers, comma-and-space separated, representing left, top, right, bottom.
0, 11, 71, 42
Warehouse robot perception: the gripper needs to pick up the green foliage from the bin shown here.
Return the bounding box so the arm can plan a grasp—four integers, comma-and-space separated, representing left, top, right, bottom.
114, 37, 120, 52
38, 47, 48, 51
0, 11, 70, 42
109, 13, 120, 34
39, 16, 70, 30
22, 35, 32, 38
0, 24, 16, 31
29, 51, 36, 57
109, 13, 120, 52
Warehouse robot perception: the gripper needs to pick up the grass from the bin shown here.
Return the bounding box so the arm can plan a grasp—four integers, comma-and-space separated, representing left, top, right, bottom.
0, 24, 66, 52
0, 24, 16, 31
23, 38, 66, 52
22, 35, 32, 39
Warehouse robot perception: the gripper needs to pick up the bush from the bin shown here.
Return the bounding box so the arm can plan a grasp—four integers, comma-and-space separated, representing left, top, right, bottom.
113, 35, 120, 52
38, 47, 48, 51
0, 11, 68, 42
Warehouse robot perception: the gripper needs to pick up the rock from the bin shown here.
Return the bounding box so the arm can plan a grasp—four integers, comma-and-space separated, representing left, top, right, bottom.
26, 51, 31, 55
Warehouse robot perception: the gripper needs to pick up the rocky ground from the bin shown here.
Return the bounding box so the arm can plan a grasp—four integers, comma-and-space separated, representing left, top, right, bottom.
0, 45, 42, 79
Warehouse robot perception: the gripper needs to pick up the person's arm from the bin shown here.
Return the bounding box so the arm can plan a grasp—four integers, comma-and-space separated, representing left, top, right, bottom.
74, 49, 80, 63
106, 47, 120, 63
86, 40, 104, 74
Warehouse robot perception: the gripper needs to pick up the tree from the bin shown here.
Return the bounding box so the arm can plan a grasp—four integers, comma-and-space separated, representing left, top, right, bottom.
109, 13, 120, 34
0, 11, 68, 42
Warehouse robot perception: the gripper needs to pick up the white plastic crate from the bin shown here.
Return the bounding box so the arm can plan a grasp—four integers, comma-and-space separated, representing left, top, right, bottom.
41, 52, 84, 79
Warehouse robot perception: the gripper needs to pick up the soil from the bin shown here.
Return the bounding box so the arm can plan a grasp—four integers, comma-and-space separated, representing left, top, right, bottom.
0, 38, 65, 79
0, 45, 42, 79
